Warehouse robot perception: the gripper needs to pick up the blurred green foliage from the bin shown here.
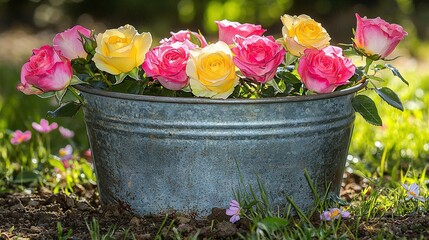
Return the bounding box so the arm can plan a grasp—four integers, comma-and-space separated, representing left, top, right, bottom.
349, 69, 429, 181
1, 0, 429, 42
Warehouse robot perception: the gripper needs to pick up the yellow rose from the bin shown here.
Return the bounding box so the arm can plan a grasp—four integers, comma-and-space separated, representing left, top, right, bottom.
281, 14, 330, 56
93, 24, 152, 75
186, 41, 239, 99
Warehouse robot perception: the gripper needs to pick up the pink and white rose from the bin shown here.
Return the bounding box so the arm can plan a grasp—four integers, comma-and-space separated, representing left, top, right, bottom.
160, 30, 207, 49
215, 20, 266, 45
18, 45, 72, 95
232, 35, 286, 83
297, 46, 355, 93
354, 13, 408, 59
53, 25, 92, 60
142, 42, 190, 90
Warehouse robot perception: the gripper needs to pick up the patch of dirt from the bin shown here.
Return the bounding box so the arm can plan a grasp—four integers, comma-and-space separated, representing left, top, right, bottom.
357, 213, 429, 239
0, 175, 428, 239
0, 184, 248, 239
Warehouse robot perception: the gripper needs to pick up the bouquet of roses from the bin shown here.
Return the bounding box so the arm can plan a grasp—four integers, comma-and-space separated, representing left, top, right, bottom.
18, 13, 407, 126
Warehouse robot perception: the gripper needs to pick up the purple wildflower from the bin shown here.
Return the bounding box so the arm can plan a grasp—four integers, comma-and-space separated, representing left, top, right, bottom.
226, 200, 241, 223
402, 183, 426, 202
32, 118, 58, 133
59, 144, 73, 162
320, 208, 351, 221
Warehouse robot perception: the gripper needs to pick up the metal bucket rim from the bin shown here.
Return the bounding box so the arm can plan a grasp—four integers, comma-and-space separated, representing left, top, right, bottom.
74, 81, 367, 104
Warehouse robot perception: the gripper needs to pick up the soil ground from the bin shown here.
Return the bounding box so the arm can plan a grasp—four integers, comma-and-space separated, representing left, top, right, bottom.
0, 174, 428, 239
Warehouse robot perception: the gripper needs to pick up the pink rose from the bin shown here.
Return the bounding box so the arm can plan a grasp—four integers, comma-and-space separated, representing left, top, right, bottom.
354, 13, 407, 59
215, 20, 266, 45
53, 25, 91, 60
160, 30, 208, 50
297, 46, 356, 93
142, 42, 190, 90
18, 45, 72, 95
231, 35, 286, 83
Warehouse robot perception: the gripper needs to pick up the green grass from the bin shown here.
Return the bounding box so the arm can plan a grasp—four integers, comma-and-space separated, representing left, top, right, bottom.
349, 65, 429, 181
226, 168, 428, 239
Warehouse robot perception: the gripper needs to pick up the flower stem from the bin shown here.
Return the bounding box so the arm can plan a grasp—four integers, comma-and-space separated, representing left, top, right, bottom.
68, 86, 84, 104
364, 57, 373, 74
256, 83, 262, 98
46, 134, 51, 164
242, 80, 257, 97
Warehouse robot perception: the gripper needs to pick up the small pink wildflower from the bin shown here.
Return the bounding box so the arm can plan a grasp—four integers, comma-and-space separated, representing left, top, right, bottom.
10, 130, 32, 145
226, 200, 241, 223
32, 119, 58, 133
59, 126, 75, 139
320, 208, 351, 221
83, 148, 92, 163
402, 183, 426, 202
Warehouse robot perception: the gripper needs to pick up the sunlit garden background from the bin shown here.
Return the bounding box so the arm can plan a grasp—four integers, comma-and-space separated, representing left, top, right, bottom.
1, 0, 429, 238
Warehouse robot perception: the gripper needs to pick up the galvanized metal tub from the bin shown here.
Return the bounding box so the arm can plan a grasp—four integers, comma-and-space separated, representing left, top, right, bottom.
76, 83, 365, 216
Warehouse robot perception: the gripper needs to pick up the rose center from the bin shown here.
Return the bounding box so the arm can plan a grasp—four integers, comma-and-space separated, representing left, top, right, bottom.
108, 36, 127, 44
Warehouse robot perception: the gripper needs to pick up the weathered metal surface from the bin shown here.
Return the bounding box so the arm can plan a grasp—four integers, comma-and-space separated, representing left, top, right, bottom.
76, 84, 365, 216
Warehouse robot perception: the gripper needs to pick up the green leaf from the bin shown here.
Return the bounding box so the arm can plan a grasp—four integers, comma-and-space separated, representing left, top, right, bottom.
265, 79, 284, 94
80, 32, 97, 56
114, 73, 127, 84
49, 158, 65, 172
276, 68, 301, 84
13, 170, 39, 184
55, 89, 67, 102
257, 217, 289, 232
37, 91, 56, 98
374, 87, 404, 111
284, 53, 298, 66
70, 75, 88, 85
342, 46, 359, 57
127, 67, 140, 80
81, 161, 95, 180
109, 78, 135, 93
352, 95, 382, 126
188, 30, 202, 47
385, 63, 409, 86
181, 85, 192, 92
373, 64, 386, 71
367, 75, 385, 82
47, 101, 82, 118
284, 72, 301, 84
61, 88, 81, 103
